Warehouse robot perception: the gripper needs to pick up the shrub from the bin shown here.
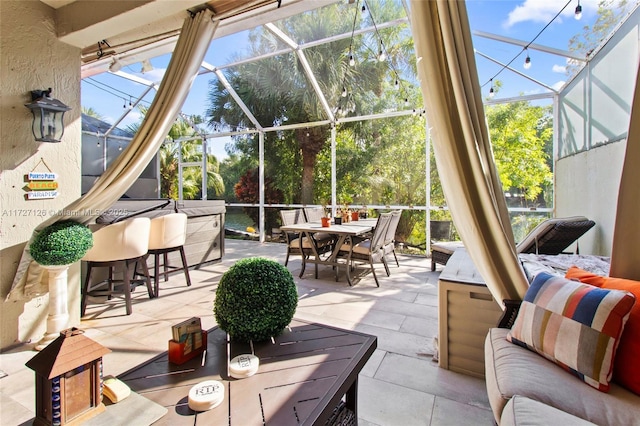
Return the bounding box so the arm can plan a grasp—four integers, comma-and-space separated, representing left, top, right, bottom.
30, 221, 93, 266
214, 257, 297, 342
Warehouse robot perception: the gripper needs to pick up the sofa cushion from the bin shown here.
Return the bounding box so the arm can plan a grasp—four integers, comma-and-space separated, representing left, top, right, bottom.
507, 272, 635, 391
500, 395, 596, 426
566, 266, 640, 395
485, 328, 640, 425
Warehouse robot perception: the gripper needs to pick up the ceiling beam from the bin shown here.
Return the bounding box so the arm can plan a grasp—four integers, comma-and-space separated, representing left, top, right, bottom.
473, 30, 586, 61
475, 50, 558, 93
55, 0, 201, 48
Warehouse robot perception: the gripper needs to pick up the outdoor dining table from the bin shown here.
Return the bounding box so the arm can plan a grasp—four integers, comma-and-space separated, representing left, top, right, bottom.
280, 218, 378, 284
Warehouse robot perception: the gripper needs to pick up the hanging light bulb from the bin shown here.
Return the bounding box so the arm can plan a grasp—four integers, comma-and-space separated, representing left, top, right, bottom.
378, 42, 386, 62
489, 79, 495, 98
394, 79, 399, 90
349, 53, 355, 67
361, 4, 366, 13
96, 140, 101, 147
523, 50, 532, 70
118, 144, 122, 151
575, 0, 582, 20
404, 98, 409, 106
337, 105, 343, 114
342, 87, 348, 97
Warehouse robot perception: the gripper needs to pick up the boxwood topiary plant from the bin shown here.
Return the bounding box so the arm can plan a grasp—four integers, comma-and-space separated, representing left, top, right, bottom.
214, 257, 297, 342
30, 220, 93, 266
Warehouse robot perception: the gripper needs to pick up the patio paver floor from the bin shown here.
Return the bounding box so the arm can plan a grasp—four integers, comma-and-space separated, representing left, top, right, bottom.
0, 239, 494, 426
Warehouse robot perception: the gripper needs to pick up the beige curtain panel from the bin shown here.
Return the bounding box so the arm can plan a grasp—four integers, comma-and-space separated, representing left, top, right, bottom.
410, 0, 529, 305
8, 10, 219, 300
610, 62, 640, 280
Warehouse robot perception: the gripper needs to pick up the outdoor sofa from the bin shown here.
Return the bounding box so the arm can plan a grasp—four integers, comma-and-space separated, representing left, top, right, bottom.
484, 258, 640, 425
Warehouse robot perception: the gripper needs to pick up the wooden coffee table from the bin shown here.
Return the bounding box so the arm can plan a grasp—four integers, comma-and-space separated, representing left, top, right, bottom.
118, 319, 377, 425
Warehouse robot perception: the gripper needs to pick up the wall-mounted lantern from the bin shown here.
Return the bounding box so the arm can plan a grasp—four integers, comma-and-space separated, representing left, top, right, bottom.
25, 88, 71, 143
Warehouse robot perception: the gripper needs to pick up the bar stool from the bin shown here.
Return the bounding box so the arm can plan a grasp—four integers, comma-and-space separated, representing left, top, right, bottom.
81, 217, 153, 316
147, 213, 191, 297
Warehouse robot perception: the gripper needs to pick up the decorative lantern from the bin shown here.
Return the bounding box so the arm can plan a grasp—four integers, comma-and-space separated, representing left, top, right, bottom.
25, 88, 71, 143
26, 328, 111, 425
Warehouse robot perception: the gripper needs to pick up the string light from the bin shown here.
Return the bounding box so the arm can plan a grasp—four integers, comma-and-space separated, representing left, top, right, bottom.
349, 53, 355, 66
489, 79, 495, 98
378, 41, 387, 62
481, 0, 572, 94
523, 49, 532, 70
575, 0, 582, 20
342, 87, 348, 97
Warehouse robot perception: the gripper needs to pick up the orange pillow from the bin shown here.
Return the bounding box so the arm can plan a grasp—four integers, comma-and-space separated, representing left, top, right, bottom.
566, 266, 640, 395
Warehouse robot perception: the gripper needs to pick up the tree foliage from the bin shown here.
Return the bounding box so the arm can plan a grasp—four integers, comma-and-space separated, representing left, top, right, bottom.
567, 0, 632, 76
206, 1, 412, 204
127, 106, 225, 200
485, 100, 553, 206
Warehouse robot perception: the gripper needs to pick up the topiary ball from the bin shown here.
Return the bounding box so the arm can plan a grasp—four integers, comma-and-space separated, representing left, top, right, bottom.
214, 257, 297, 342
30, 221, 93, 266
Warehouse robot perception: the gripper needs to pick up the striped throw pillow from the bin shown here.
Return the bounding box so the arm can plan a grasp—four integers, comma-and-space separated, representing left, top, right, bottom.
507, 272, 635, 392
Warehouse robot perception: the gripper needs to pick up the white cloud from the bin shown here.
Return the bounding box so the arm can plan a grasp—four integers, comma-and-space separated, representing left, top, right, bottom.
552, 64, 566, 73
552, 80, 566, 91
504, 0, 599, 28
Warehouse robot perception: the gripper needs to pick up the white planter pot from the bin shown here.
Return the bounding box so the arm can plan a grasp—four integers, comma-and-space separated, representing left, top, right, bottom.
35, 264, 70, 351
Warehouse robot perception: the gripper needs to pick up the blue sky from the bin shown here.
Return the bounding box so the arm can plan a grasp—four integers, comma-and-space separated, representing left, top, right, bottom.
80, 0, 621, 159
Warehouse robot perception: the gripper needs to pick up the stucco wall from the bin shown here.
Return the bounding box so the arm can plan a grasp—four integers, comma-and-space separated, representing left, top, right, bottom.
555, 141, 625, 256
0, 1, 82, 349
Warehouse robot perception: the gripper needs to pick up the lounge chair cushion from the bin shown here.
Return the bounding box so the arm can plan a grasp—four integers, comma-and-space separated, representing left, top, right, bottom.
485, 328, 640, 425
566, 266, 640, 395
507, 272, 635, 392
431, 241, 464, 255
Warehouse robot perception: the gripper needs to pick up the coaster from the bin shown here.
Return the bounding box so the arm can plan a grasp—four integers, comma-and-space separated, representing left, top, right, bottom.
229, 354, 259, 379
188, 380, 225, 411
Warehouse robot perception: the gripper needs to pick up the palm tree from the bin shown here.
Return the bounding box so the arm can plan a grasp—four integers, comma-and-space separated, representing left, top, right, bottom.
206, 2, 406, 204
129, 106, 225, 199
82, 106, 104, 120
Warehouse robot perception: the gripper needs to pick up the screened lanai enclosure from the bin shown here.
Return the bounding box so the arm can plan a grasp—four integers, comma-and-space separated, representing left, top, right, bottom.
80, 0, 638, 253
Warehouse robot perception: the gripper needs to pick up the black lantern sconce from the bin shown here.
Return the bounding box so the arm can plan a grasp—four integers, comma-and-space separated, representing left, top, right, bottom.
25, 88, 71, 143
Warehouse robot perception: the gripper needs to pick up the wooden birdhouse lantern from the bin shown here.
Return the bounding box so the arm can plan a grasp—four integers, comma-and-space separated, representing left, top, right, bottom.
25, 328, 111, 426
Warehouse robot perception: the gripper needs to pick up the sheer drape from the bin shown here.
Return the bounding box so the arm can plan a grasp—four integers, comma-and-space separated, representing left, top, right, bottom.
410, 0, 529, 305
610, 62, 640, 280
8, 10, 218, 300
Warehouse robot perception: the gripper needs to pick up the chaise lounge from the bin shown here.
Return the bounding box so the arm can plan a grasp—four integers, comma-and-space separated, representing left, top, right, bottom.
431, 216, 596, 271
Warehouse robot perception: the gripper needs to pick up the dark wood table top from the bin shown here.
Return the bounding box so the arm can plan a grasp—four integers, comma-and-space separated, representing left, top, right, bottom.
118, 319, 377, 425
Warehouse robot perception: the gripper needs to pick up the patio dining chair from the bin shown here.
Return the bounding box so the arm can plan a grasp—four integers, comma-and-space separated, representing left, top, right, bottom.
337, 212, 393, 287
279, 209, 333, 278
303, 206, 327, 223
383, 210, 402, 269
